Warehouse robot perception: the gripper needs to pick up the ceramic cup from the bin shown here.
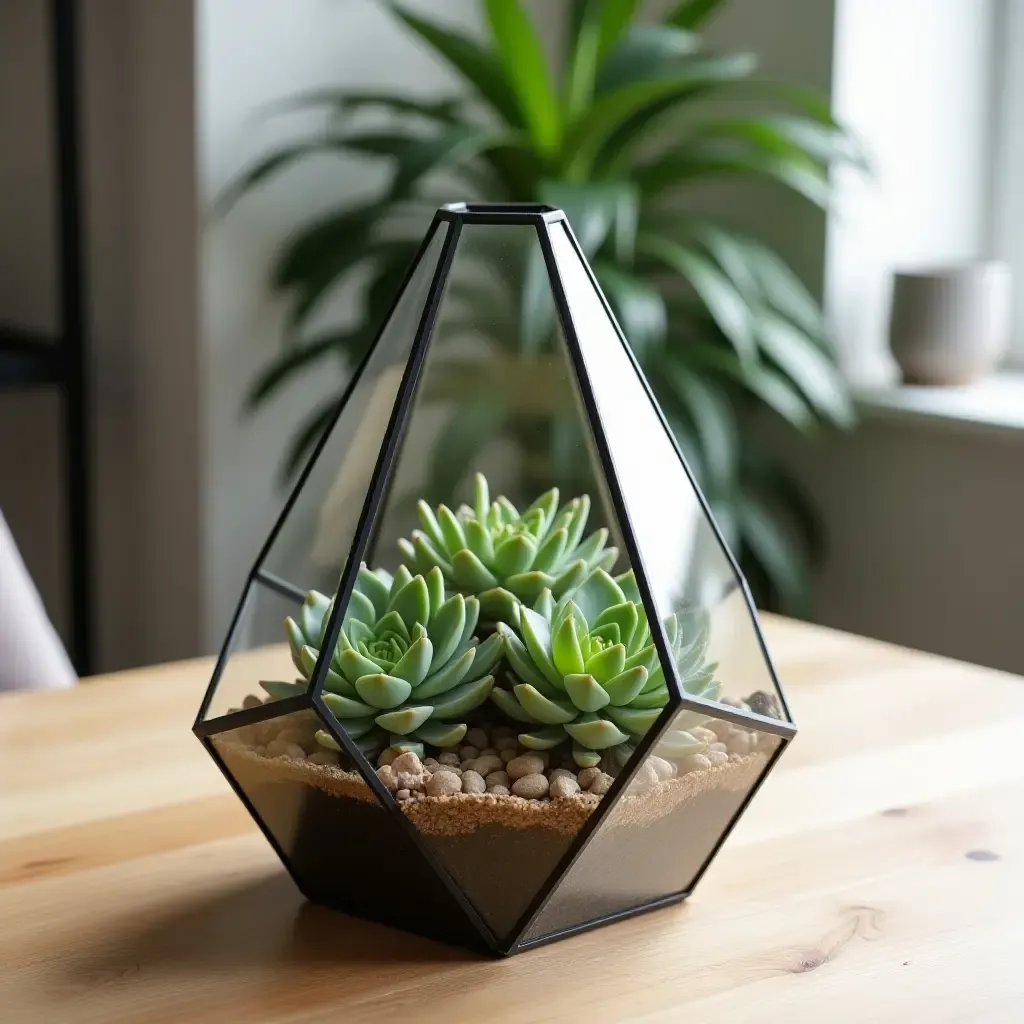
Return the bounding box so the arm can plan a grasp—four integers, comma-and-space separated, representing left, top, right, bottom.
889, 261, 1012, 385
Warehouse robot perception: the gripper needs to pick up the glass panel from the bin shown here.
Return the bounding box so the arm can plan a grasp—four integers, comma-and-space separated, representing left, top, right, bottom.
319, 223, 631, 944
548, 222, 789, 720
258, 223, 448, 595
210, 707, 486, 949
521, 707, 784, 945
200, 579, 302, 723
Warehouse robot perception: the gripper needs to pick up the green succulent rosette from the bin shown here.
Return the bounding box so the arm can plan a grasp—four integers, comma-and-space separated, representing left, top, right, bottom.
397, 473, 618, 623
491, 567, 719, 769
261, 564, 502, 759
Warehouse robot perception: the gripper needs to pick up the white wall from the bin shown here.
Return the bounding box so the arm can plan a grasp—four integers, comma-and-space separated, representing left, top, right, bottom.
826, 0, 998, 384
197, 0, 486, 649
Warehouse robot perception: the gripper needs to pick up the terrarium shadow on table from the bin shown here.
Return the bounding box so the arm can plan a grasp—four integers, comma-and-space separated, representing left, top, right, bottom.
193, 203, 796, 957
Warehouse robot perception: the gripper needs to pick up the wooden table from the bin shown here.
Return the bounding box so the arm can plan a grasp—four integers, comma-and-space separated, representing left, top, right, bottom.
2, 617, 1021, 1023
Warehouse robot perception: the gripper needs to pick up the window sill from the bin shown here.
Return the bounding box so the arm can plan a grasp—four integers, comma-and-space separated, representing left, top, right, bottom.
856, 371, 1024, 440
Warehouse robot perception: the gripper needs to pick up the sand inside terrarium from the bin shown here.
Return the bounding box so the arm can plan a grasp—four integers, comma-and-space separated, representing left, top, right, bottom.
214, 733, 768, 837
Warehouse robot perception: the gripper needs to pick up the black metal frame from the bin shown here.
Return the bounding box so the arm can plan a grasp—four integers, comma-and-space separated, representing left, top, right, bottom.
0, 0, 92, 673
193, 204, 796, 957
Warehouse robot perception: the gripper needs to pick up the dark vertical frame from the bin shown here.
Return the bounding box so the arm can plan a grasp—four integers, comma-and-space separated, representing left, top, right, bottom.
52, 0, 92, 673
193, 204, 797, 958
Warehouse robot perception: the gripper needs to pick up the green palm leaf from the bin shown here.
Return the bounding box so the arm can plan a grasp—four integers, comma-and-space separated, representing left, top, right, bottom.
484, 0, 560, 155
389, 4, 523, 128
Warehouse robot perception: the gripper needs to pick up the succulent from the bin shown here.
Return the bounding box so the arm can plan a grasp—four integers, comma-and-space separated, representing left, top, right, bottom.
398, 473, 618, 623
260, 564, 503, 759
492, 568, 719, 769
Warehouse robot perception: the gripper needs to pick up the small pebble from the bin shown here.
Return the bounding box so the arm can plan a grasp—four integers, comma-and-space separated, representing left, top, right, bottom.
487, 784, 510, 796
460, 759, 476, 771
465, 728, 490, 750
633, 761, 660, 788
747, 691, 782, 719
395, 771, 425, 791
414, 791, 426, 801
426, 771, 463, 796
307, 750, 338, 766
377, 748, 397, 767
681, 753, 712, 773
433, 764, 462, 777
549, 768, 575, 781
507, 754, 545, 780
588, 772, 613, 796
577, 766, 602, 789
720, 696, 748, 710
709, 741, 727, 754
470, 754, 504, 777
708, 720, 732, 741
458, 745, 480, 761
376, 765, 399, 792
253, 745, 267, 756
512, 773, 549, 799
461, 770, 486, 795
549, 775, 581, 798
242, 694, 262, 710
391, 751, 423, 775
494, 735, 519, 752
266, 739, 304, 760
500, 747, 518, 764
485, 770, 510, 789
709, 750, 729, 767
395, 788, 411, 800
478, 747, 498, 759
437, 751, 461, 766
648, 756, 676, 781
691, 726, 717, 743
422, 757, 440, 771
727, 732, 752, 756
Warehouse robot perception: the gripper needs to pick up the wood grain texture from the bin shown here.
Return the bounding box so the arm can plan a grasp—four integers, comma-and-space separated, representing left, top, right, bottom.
1, 616, 1021, 1023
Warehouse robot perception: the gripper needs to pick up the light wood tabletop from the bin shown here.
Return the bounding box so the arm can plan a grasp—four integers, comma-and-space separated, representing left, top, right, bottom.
1, 616, 1021, 1023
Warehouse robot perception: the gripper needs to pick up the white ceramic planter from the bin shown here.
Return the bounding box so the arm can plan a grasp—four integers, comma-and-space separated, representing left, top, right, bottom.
889, 262, 1012, 385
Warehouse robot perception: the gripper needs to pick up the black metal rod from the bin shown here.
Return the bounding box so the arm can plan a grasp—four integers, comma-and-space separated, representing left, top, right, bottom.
51, 0, 93, 674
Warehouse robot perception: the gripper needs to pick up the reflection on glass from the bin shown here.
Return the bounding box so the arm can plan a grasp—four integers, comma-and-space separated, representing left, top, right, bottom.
210, 707, 489, 949
521, 707, 783, 945
200, 581, 303, 722
548, 223, 789, 719
258, 224, 449, 595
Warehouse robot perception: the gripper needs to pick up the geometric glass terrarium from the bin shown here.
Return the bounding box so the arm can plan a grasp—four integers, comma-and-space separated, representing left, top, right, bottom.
193, 204, 796, 956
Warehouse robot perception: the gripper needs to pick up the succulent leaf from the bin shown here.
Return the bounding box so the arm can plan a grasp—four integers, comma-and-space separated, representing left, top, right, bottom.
355, 673, 413, 710
265, 566, 500, 760
415, 720, 468, 748
397, 473, 618, 621
259, 679, 306, 701
518, 725, 568, 750
564, 673, 611, 712
492, 566, 718, 764
564, 713, 630, 749
375, 705, 433, 735
322, 691, 379, 719
429, 673, 494, 718
513, 683, 577, 725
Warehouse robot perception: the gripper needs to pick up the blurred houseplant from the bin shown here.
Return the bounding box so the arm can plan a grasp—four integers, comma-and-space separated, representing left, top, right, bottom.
223, 0, 859, 612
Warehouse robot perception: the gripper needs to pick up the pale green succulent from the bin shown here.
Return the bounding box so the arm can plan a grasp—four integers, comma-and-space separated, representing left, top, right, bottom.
261, 564, 502, 759
398, 473, 618, 623
492, 568, 719, 769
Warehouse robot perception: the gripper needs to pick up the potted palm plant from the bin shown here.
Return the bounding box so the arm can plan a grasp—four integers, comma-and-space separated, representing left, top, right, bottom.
222, 0, 859, 612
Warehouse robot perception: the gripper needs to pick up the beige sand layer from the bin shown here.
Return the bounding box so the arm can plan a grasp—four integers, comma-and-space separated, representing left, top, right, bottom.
215, 735, 768, 838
